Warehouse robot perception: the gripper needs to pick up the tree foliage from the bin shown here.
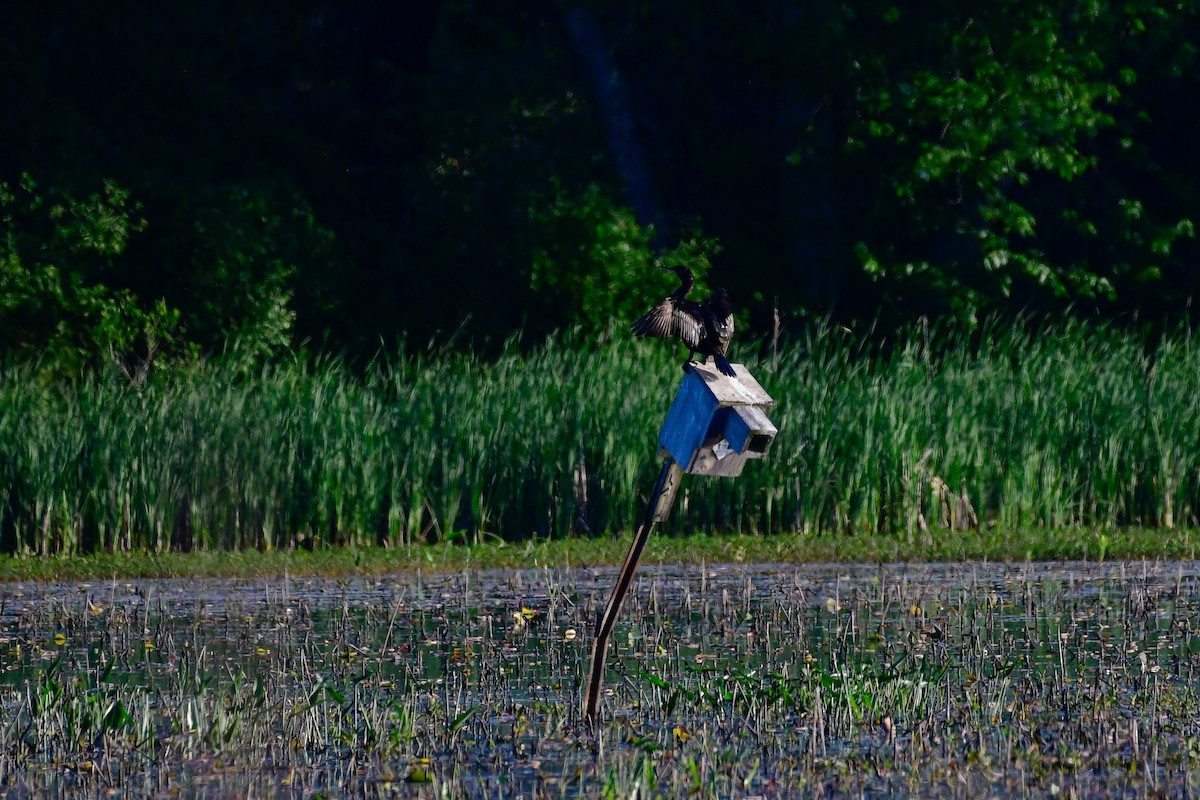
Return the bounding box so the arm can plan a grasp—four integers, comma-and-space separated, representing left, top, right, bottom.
825, 0, 1198, 322
2, 0, 1198, 371
0, 175, 182, 375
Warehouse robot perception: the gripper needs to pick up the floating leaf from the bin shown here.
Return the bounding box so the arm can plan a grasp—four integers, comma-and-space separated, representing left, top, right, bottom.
406, 768, 432, 784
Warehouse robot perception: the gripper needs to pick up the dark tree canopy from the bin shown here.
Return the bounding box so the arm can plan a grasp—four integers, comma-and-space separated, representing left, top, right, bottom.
2, 0, 1197, 371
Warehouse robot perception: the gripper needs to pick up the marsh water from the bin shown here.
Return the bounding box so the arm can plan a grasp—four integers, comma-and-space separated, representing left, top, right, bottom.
2, 559, 1200, 798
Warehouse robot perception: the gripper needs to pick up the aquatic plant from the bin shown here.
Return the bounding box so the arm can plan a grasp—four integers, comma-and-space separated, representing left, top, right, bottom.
3, 319, 1200, 554
2, 561, 1199, 797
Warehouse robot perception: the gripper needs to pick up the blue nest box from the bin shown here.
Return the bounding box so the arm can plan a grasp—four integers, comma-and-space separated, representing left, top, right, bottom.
658, 362, 777, 477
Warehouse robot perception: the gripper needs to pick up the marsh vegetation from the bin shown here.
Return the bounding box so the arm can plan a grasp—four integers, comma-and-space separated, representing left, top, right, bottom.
5, 320, 1200, 555
2, 560, 1200, 798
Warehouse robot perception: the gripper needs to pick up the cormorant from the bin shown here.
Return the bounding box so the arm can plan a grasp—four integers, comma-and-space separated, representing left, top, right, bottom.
632, 265, 736, 377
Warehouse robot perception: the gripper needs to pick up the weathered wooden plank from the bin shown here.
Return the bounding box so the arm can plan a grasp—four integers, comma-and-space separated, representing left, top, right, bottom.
687, 437, 750, 477
686, 361, 774, 407
729, 404, 778, 457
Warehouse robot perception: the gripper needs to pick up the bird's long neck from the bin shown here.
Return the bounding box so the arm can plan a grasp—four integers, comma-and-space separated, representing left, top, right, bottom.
672, 269, 694, 298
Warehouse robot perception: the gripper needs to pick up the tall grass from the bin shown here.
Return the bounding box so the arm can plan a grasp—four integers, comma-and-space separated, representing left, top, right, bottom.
2, 319, 1200, 554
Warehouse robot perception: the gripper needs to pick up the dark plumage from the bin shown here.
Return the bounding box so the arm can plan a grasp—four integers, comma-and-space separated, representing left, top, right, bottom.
632, 265, 736, 377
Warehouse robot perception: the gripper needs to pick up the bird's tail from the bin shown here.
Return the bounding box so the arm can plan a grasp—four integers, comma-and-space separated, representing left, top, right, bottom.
714, 355, 736, 377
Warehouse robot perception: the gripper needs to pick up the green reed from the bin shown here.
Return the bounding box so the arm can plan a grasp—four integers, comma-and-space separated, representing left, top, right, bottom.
2, 318, 1200, 554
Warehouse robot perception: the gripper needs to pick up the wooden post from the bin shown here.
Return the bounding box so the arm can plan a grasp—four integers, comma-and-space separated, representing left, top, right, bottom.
582, 361, 776, 726
583, 457, 683, 725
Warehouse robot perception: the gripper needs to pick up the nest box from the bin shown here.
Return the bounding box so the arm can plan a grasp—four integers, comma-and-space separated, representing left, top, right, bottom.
658, 362, 777, 477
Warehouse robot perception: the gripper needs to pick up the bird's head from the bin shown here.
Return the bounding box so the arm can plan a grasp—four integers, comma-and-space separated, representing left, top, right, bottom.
661, 264, 695, 288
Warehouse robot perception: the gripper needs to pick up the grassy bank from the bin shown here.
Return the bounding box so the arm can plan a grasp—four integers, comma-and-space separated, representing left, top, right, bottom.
4, 319, 1200, 555
0, 526, 1196, 581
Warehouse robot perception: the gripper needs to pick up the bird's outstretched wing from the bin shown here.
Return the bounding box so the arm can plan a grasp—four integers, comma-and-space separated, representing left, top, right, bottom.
632, 298, 704, 349
701, 290, 736, 376
713, 309, 734, 352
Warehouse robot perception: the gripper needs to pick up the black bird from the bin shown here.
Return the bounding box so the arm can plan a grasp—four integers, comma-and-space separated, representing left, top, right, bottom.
632, 265, 736, 377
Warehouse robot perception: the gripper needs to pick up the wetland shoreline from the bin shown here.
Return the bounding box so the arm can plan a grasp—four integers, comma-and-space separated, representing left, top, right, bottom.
0, 527, 1196, 583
